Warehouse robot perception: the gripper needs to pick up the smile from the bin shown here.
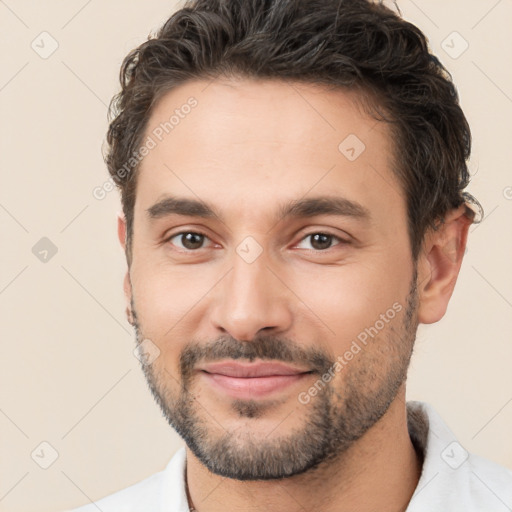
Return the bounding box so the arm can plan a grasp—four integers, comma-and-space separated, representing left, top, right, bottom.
199, 361, 314, 399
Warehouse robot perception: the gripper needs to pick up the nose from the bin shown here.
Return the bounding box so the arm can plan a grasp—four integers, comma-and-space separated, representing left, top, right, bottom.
210, 250, 293, 342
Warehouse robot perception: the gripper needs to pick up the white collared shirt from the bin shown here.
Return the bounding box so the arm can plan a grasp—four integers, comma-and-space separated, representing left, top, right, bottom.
67, 401, 512, 511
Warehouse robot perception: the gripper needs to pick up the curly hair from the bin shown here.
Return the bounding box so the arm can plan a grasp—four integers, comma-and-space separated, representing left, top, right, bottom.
105, 0, 482, 266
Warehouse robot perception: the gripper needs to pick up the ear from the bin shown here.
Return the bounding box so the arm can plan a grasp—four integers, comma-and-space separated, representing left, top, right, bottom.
117, 210, 127, 250
416, 204, 473, 324
117, 211, 134, 325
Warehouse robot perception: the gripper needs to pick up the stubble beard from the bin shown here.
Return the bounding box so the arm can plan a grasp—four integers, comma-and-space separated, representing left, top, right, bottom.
130, 268, 419, 480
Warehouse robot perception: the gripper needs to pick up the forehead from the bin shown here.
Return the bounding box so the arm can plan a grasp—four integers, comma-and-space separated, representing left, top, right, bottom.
135, 78, 405, 231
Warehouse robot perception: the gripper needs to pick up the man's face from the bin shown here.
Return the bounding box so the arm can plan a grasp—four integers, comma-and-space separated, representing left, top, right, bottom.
123, 79, 419, 479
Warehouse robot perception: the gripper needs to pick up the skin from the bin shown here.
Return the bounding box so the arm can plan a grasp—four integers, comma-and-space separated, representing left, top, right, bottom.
117, 78, 472, 512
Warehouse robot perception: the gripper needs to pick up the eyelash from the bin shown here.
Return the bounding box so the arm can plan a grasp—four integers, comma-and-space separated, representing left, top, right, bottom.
164, 230, 349, 252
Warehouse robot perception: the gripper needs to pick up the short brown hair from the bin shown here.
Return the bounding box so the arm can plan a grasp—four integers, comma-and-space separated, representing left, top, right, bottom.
105, 0, 482, 266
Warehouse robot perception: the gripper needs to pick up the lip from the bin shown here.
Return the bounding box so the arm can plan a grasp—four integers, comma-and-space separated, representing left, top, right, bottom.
201, 361, 311, 377
199, 361, 313, 400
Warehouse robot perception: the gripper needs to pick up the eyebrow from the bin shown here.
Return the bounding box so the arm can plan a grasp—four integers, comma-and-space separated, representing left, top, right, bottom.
146, 195, 371, 223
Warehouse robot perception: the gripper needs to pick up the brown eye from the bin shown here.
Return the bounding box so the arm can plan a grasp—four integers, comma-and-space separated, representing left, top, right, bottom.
295, 232, 347, 251
168, 232, 207, 250
309, 233, 334, 250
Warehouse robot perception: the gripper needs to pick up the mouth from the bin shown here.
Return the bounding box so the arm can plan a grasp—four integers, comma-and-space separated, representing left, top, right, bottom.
198, 361, 314, 399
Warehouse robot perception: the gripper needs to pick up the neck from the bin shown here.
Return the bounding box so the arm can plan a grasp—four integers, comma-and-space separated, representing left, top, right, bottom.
185, 387, 422, 512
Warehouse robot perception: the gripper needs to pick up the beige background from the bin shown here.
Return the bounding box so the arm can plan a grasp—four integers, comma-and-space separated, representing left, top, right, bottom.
0, 1, 511, 511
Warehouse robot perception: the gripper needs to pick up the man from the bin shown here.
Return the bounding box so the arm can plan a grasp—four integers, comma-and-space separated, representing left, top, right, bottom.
69, 0, 512, 510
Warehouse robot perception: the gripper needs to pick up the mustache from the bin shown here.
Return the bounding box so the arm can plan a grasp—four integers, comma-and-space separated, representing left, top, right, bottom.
179, 333, 334, 378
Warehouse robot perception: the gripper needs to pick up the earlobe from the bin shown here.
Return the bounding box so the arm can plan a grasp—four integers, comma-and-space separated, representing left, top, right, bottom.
123, 271, 134, 325
417, 204, 472, 324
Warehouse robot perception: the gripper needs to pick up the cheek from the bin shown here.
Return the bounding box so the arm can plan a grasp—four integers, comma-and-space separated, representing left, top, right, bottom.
288, 256, 410, 355
130, 260, 215, 340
